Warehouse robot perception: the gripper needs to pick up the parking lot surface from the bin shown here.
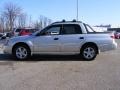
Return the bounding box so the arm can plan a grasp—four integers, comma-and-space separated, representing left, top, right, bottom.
0, 40, 119, 90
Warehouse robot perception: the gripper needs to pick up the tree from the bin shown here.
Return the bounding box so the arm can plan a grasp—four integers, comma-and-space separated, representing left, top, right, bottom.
0, 15, 5, 32
0, 24, 2, 33
3, 2, 21, 31
18, 13, 27, 28
34, 15, 52, 30
34, 21, 41, 29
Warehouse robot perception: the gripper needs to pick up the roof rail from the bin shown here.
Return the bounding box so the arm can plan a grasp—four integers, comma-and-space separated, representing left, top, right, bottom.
51, 20, 82, 25
72, 19, 77, 22
62, 19, 66, 22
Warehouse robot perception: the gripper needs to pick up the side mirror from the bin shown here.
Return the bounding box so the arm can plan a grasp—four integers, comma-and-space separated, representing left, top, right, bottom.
36, 33, 41, 36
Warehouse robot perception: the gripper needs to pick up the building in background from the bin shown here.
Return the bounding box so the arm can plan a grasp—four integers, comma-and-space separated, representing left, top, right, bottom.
93, 24, 111, 32
107, 28, 120, 32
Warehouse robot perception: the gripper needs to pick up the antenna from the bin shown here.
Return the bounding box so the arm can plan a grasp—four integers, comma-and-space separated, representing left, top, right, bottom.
76, 0, 78, 21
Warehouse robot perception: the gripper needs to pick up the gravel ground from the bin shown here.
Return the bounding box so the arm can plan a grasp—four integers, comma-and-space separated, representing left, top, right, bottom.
0, 40, 119, 90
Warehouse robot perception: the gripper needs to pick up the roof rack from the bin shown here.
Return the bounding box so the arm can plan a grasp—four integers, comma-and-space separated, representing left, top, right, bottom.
72, 19, 77, 22
51, 19, 82, 25
62, 19, 66, 22
62, 19, 77, 22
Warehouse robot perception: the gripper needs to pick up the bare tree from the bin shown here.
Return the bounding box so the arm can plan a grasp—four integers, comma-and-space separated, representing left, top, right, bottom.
28, 15, 34, 28
34, 16, 52, 30
18, 13, 27, 28
34, 21, 40, 29
43, 17, 47, 28
3, 2, 21, 31
0, 15, 5, 32
48, 19, 52, 25
0, 23, 2, 33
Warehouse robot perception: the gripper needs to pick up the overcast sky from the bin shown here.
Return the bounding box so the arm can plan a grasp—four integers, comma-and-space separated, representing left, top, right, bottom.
0, 0, 120, 26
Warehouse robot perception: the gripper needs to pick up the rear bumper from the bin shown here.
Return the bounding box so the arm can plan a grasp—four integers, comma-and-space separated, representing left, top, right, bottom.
99, 41, 117, 52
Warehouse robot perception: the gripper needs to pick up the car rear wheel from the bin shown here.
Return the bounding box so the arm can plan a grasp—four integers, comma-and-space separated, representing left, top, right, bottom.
81, 45, 97, 60
13, 45, 31, 60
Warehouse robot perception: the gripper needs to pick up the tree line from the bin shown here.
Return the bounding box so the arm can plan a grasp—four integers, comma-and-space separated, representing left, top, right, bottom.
0, 2, 52, 33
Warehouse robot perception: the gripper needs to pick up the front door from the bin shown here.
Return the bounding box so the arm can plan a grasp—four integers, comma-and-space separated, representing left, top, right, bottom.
33, 25, 61, 54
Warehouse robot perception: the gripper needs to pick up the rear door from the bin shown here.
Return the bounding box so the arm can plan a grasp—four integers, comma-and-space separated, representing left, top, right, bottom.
60, 24, 84, 54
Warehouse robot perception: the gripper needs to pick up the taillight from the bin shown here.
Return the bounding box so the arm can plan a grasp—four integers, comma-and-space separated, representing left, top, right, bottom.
111, 35, 115, 39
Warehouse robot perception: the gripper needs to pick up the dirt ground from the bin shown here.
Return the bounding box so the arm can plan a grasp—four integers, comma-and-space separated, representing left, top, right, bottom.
0, 40, 119, 90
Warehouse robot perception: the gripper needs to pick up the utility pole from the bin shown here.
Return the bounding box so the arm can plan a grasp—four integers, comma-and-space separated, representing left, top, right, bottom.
76, 0, 78, 21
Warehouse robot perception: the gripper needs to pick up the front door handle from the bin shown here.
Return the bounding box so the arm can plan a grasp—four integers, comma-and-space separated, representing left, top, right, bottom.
54, 38, 59, 40
79, 37, 84, 39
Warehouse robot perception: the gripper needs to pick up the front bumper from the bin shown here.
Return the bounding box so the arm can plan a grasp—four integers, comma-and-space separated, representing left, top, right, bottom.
3, 45, 12, 54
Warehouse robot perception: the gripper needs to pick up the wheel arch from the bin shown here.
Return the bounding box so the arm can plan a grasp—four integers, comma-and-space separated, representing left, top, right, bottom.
12, 42, 31, 54
80, 42, 99, 54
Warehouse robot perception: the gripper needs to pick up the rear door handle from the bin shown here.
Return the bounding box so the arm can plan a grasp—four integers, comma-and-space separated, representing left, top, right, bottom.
54, 38, 59, 40
79, 37, 84, 39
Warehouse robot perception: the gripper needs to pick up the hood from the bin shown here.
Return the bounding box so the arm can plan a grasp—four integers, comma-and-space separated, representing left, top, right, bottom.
10, 35, 35, 42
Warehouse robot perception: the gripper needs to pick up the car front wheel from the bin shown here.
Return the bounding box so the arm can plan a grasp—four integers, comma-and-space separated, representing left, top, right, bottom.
13, 45, 31, 60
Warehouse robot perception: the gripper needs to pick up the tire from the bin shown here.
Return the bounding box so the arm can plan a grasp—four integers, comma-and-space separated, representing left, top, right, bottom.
80, 45, 97, 60
13, 45, 31, 60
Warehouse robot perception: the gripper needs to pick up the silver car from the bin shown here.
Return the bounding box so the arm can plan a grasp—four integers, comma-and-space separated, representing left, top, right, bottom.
4, 21, 117, 60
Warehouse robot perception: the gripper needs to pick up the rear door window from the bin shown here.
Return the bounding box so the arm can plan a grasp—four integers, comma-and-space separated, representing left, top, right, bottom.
61, 24, 82, 35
